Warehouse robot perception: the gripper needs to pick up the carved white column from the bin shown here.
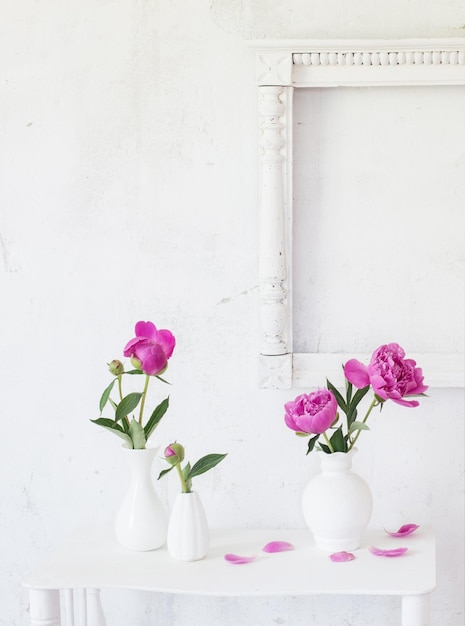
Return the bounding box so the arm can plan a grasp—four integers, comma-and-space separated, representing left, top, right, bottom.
258, 85, 292, 356
258, 85, 293, 387
258, 84, 287, 358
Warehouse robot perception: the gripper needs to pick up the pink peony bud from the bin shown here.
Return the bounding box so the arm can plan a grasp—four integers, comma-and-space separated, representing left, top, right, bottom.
130, 356, 142, 370
164, 442, 185, 465
108, 360, 124, 376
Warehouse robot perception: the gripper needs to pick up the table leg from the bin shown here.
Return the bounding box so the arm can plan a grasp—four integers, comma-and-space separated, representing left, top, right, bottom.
86, 589, 107, 626
29, 588, 61, 626
402, 594, 430, 626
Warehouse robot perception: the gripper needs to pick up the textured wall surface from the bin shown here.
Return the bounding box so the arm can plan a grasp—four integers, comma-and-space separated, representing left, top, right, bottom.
1, 1, 464, 625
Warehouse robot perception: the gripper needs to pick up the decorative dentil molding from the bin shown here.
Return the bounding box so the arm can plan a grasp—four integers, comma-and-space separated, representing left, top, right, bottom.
250, 38, 465, 389
293, 49, 465, 67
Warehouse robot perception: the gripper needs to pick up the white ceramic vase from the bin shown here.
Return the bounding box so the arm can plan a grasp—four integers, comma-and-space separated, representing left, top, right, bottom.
302, 448, 372, 552
167, 491, 209, 561
114, 445, 168, 551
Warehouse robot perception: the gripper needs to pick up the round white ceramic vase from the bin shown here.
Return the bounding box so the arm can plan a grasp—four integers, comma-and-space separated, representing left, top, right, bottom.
114, 445, 168, 551
302, 448, 372, 552
167, 491, 209, 561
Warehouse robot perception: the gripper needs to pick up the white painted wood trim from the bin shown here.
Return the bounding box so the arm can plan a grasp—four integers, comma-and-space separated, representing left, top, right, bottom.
250, 38, 465, 389
293, 353, 464, 390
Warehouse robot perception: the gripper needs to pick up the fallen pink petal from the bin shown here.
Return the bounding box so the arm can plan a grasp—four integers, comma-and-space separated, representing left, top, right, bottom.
262, 541, 295, 553
369, 545, 408, 557
384, 523, 419, 537
224, 553, 257, 564
329, 551, 356, 562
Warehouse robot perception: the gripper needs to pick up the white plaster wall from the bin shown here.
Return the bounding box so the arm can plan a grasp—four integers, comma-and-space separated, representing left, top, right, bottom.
0, 1, 463, 625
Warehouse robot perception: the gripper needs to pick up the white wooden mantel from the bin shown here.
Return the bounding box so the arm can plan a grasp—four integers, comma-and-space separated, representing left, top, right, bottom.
249, 38, 465, 389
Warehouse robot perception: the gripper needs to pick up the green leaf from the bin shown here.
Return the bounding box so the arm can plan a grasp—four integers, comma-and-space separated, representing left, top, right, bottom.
349, 421, 371, 434
329, 427, 347, 453
157, 466, 175, 481
91, 417, 123, 431
99, 379, 116, 413
346, 406, 358, 426
306, 434, 320, 455
156, 374, 171, 385
121, 417, 130, 433
352, 385, 371, 406
345, 378, 353, 407
319, 443, 331, 454
124, 369, 144, 375
187, 454, 227, 481
128, 419, 146, 449
347, 385, 371, 425
144, 397, 169, 440
330, 411, 340, 428
326, 379, 347, 414
115, 392, 143, 422
90, 418, 133, 448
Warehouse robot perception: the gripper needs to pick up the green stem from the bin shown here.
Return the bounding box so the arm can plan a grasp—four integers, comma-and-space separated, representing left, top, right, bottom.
323, 432, 335, 453
138, 375, 150, 425
117, 375, 130, 427
348, 396, 380, 451
175, 462, 188, 493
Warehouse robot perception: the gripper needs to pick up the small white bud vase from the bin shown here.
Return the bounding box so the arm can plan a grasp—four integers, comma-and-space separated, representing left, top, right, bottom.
301, 448, 372, 552
115, 445, 168, 551
167, 492, 209, 561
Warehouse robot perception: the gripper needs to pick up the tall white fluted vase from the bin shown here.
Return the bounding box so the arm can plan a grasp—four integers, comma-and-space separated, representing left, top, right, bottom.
302, 448, 372, 552
114, 445, 168, 551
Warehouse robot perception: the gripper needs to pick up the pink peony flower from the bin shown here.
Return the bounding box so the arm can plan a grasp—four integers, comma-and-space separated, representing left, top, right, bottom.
123, 320, 175, 376
284, 389, 338, 434
344, 343, 428, 408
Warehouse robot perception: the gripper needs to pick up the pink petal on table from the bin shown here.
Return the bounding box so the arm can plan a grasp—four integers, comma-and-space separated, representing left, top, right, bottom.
329, 551, 356, 562
262, 541, 295, 553
369, 545, 408, 557
224, 553, 257, 564
384, 524, 419, 538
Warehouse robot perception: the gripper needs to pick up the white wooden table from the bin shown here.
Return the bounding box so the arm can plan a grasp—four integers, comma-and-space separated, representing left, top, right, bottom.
23, 526, 435, 626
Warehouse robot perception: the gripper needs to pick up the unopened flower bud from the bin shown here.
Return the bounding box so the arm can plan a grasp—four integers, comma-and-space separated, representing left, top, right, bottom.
108, 360, 124, 376
164, 442, 185, 465
130, 356, 142, 370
